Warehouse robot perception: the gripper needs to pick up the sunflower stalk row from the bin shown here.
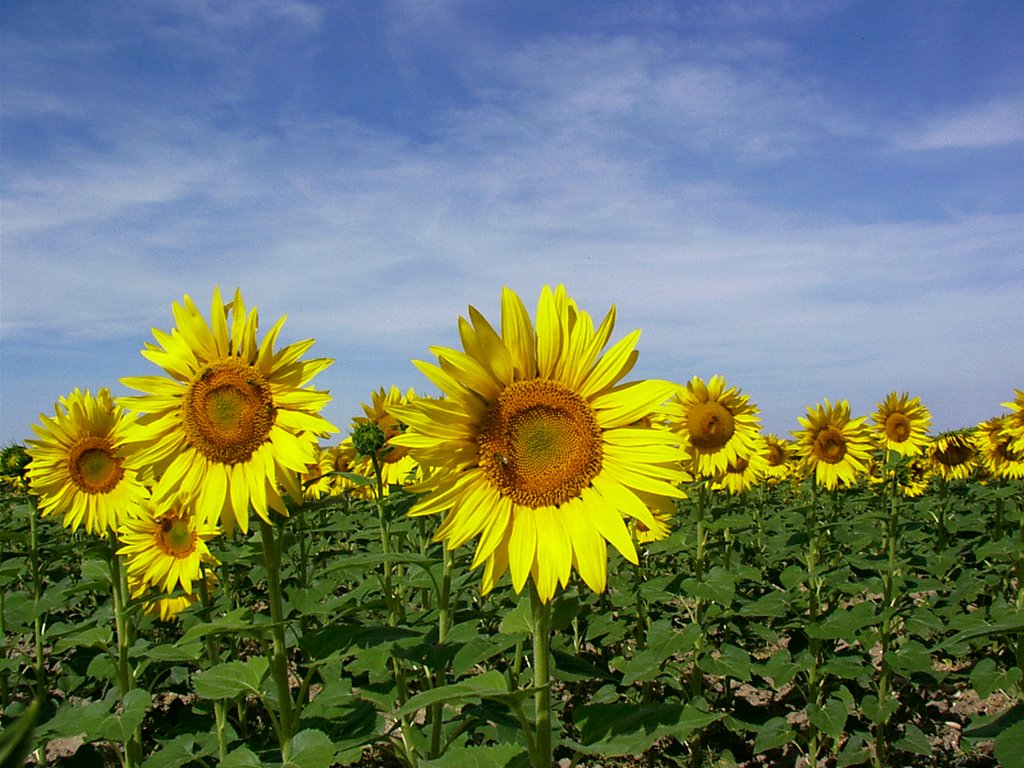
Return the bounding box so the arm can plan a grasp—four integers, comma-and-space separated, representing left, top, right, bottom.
2, 286, 1024, 767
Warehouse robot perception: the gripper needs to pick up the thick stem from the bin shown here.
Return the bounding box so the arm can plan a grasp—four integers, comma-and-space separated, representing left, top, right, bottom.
530, 583, 553, 768
199, 567, 229, 763
259, 519, 295, 762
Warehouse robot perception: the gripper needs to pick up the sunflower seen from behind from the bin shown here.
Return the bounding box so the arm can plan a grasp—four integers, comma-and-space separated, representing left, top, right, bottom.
872, 391, 931, 457
26, 388, 150, 536
120, 288, 338, 533
666, 375, 762, 478
390, 285, 688, 603
793, 399, 872, 490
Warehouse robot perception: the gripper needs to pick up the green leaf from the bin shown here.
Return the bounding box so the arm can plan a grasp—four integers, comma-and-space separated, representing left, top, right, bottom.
177, 607, 254, 645
282, 728, 335, 768
895, 723, 932, 757
995, 721, 1024, 768
753, 717, 795, 753
572, 702, 722, 756
971, 657, 1023, 699
498, 595, 532, 637
53, 624, 113, 653
420, 742, 529, 768
141, 733, 219, 768
221, 745, 263, 768
97, 689, 151, 745
193, 657, 269, 700
394, 670, 516, 718
0, 697, 39, 768
808, 697, 848, 741
699, 644, 751, 681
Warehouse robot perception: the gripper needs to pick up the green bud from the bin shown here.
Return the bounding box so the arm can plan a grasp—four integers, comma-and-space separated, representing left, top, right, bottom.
351, 423, 387, 458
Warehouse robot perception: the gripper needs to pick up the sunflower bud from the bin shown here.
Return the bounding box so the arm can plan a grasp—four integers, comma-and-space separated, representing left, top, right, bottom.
352, 423, 387, 458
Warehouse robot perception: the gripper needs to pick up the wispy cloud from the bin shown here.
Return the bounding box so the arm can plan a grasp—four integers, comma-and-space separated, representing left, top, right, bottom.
897, 95, 1024, 150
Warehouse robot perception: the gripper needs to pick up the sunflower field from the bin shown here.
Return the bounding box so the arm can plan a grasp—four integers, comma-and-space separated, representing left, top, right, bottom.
1, 286, 1023, 768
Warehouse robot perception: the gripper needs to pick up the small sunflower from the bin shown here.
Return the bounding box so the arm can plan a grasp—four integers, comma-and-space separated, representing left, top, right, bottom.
872, 391, 932, 457
762, 434, 794, 484
119, 288, 338, 533
324, 439, 371, 498
1001, 390, 1024, 454
711, 445, 768, 494
130, 569, 218, 622
301, 446, 336, 500
666, 375, 762, 478
118, 500, 220, 597
928, 430, 978, 481
634, 508, 674, 544
792, 399, 872, 490
26, 388, 150, 536
390, 285, 688, 603
976, 416, 1024, 481
351, 386, 419, 491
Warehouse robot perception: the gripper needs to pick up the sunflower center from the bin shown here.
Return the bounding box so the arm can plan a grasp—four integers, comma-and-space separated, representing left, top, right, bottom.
812, 428, 847, 464
936, 441, 973, 467
67, 437, 124, 494
182, 359, 275, 465
766, 443, 787, 467
156, 516, 197, 558
687, 401, 735, 451
884, 412, 911, 443
478, 379, 602, 508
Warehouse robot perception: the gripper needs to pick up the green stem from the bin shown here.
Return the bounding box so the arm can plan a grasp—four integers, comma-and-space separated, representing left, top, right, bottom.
27, 499, 48, 766
689, 484, 708, 701
529, 583, 553, 768
429, 547, 454, 759
109, 545, 142, 768
199, 567, 229, 763
259, 519, 295, 763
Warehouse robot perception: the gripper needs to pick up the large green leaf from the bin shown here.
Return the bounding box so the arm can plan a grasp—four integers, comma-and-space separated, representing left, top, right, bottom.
193, 657, 269, 700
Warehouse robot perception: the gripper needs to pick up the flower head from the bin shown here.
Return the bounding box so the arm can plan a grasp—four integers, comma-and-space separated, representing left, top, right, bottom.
976, 417, 1023, 480
928, 430, 978, 481
792, 399, 872, 490
667, 375, 762, 478
119, 288, 337, 533
117, 500, 220, 597
872, 391, 931, 457
26, 388, 150, 536
390, 285, 687, 602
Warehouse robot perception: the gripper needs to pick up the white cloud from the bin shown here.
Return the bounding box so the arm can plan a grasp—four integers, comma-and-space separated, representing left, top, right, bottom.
897, 95, 1024, 150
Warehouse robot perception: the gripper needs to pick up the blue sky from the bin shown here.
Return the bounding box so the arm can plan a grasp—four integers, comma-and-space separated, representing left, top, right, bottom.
2, 0, 1023, 445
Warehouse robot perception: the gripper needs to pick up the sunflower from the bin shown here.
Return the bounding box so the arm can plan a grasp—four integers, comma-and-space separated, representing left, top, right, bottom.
711, 445, 768, 494
26, 388, 150, 536
666, 375, 762, 478
389, 285, 688, 603
324, 439, 371, 498
118, 500, 220, 597
301, 446, 336, 500
927, 430, 978, 481
351, 386, 419, 491
762, 434, 794, 484
1002, 390, 1024, 454
792, 399, 872, 490
119, 288, 338, 533
634, 508, 674, 544
129, 569, 218, 622
872, 391, 931, 457
976, 417, 1024, 481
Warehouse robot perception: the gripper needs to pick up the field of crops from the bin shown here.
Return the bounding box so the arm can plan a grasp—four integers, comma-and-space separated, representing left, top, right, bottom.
2, 286, 1023, 768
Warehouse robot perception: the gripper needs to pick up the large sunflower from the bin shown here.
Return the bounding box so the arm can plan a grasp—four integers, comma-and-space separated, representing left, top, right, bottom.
666, 375, 762, 478
119, 288, 338, 533
792, 399, 872, 490
872, 391, 931, 457
389, 285, 687, 603
118, 500, 220, 597
26, 388, 150, 536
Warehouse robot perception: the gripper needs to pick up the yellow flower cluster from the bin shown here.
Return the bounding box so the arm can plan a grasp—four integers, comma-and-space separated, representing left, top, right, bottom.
18, 284, 1024, 611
